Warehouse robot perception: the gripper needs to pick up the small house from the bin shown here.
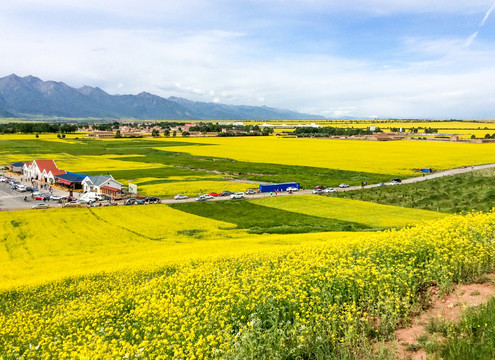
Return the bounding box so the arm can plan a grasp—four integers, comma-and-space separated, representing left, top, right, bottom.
82, 175, 123, 198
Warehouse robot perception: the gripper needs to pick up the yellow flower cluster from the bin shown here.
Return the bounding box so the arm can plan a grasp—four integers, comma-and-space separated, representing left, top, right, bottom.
252, 195, 446, 228
1, 211, 495, 358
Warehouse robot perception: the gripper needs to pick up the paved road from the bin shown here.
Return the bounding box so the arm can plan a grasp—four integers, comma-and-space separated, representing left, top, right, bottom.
2, 163, 494, 210
161, 163, 495, 204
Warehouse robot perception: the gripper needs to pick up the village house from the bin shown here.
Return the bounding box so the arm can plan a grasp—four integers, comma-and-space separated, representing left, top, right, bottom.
81, 175, 123, 198
24, 160, 64, 183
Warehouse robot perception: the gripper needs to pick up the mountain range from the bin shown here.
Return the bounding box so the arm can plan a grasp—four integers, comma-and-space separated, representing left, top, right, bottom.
0, 74, 324, 120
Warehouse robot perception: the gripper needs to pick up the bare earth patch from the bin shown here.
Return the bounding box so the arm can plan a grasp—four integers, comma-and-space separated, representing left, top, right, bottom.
392, 274, 495, 360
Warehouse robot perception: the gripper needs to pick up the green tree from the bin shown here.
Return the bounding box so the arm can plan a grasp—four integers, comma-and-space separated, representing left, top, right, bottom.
115, 130, 122, 138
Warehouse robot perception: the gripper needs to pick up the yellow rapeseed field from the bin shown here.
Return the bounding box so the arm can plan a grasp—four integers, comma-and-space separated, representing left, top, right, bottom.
154, 137, 495, 175
0, 205, 359, 290
252, 195, 446, 228
1, 211, 495, 358
137, 180, 257, 197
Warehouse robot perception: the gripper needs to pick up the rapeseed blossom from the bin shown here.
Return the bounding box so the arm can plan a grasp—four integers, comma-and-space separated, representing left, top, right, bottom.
1, 211, 495, 358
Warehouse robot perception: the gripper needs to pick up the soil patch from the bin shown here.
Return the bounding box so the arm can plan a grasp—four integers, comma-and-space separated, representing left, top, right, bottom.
392, 274, 495, 359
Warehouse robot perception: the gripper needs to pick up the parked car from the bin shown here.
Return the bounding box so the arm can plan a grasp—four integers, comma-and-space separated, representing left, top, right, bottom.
220, 191, 233, 197
32, 203, 49, 209
208, 192, 220, 197
377, 182, 386, 187
312, 189, 324, 195
390, 180, 401, 185
16, 184, 27, 192
339, 183, 350, 188
286, 187, 298, 192
50, 194, 65, 201
63, 201, 85, 208
314, 185, 326, 190
32, 193, 50, 201
195, 195, 207, 201
203, 194, 214, 200
323, 187, 336, 193
230, 192, 245, 199
174, 194, 189, 200
124, 198, 143, 205
144, 196, 161, 204
0, 177, 8, 183
25, 186, 38, 192
246, 189, 256, 195
392, 178, 402, 183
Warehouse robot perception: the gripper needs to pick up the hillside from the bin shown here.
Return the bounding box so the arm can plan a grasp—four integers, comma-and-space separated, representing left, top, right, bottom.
0, 74, 324, 120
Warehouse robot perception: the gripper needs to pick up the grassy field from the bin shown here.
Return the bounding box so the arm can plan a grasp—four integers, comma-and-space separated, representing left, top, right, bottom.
431, 297, 495, 359
1, 211, 495, 359
329, 168, 495, 213
170, 200, 371, 234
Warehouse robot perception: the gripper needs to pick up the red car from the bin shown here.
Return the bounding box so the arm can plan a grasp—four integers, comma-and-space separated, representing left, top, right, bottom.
32, 194, 49, 200
208, 192, 220, 197
314, 185, 326, 190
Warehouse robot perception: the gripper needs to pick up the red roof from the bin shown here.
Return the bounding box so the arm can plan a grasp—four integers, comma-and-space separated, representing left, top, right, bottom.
34, 160, 61, 174
50, 169, 66, 176
101, 186, 121, 192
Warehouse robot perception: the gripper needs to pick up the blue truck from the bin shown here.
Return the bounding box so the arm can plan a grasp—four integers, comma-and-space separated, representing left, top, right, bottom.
259, 182, 300, 193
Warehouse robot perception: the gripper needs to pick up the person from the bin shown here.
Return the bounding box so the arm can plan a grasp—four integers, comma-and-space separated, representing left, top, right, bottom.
270, 191, 273, 197
24, 196, 27, 202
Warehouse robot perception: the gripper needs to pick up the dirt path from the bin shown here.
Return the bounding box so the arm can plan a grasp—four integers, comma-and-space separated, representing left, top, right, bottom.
391, 274, 495, 359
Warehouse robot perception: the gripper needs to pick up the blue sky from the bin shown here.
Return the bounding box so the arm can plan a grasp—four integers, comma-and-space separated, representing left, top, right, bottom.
1, 1, 495, 118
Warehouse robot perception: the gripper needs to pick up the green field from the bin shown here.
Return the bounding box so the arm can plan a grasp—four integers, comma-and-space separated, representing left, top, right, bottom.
329, 168, 495, 213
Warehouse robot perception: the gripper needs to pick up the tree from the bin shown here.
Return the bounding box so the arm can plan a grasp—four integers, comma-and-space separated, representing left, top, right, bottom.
173, 131, 177, 137
35, 133, 39, 138
151, 129, 160, 137
115, 130, 122, 138
164, 129, 170, 137
182, 131, 190, 137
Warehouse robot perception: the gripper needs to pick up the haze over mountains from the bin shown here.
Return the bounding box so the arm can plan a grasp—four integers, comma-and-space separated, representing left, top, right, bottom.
0, 74, 324, 120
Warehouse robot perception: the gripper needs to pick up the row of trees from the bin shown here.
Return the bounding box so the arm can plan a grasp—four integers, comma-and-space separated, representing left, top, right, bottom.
0, 122, 78, 134
294, 126, 381, 137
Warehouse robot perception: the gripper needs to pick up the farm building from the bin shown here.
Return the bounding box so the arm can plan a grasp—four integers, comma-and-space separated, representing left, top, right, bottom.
10, 162, 25, 173
55, 173, 87, 190
82, 175, 123, 198
23, 160, 64, 183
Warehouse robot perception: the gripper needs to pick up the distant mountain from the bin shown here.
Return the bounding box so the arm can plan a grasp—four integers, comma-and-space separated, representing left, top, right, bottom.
0, 74, 324, 120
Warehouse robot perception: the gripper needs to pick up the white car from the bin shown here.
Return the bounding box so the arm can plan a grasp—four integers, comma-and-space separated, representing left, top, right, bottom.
339, 183, 350, 188
32, 203, 49, 209
50, 194, 65, 201
174, 194, 188, 200
323, 187, 336, 193
230, 192, 245, 199
286, 187, 298, 192
16, 184, 27, 192
390, 180, 401, 185
0, 177, 8, 183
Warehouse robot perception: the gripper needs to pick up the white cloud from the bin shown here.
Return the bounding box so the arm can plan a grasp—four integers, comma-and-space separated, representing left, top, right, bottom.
1, 1, 495, 118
